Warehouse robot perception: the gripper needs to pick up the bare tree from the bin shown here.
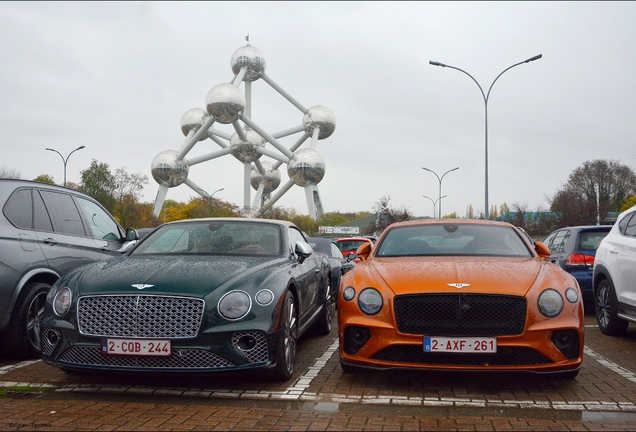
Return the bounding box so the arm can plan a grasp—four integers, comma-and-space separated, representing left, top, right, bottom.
0, 166, 21, 179
365, 196, 412, 235
550, 159, 636, 225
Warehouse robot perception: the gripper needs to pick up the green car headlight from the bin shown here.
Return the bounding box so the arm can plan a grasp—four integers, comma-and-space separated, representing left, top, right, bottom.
358, 288, 383, 315
218, 291, 251, 320
53, 287, 72, 316
538, 288, 564, 318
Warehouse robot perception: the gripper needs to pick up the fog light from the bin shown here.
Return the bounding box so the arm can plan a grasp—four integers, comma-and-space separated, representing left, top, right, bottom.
236, 335, 257, 351
47, 330, 59, 345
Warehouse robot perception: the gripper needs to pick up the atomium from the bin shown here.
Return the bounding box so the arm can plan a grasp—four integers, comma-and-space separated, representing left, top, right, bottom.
151, 42, 335, 220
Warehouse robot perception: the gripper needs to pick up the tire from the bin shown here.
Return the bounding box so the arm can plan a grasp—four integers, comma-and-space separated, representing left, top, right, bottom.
3, 282, 51, 359
315, 281, 333, 335
272, 291, 298, 381
595, 278, 629, 336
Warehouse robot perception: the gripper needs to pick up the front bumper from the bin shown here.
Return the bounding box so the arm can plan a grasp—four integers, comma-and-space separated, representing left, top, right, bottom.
338, 324, 584, 374
41, 325, 281, 374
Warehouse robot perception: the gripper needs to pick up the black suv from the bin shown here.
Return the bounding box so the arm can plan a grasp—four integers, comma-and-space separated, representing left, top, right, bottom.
0, 179, 138, 359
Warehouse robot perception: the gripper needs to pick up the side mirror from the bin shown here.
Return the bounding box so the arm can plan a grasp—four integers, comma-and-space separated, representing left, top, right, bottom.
125, 228, 139, 242
356, 243, 372, 261
295, 241, 313, 264
534, 241, 550, 260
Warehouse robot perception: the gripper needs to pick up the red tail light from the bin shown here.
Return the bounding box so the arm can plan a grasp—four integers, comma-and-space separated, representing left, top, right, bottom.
566, 254, 594, 266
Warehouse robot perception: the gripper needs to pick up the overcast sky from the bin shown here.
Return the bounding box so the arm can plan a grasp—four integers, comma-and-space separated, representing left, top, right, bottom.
2, 2, 635, 219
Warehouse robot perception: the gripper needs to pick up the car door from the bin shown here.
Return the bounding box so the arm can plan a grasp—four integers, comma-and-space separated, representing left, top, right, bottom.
547, 229, 570, 268
74, 196, 126, 258
613, 211, 636, 306
288, 227, 320, 321
33, 189, 103, 275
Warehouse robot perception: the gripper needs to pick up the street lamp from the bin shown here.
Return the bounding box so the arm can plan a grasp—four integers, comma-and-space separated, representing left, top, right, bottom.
423, 195, 446, 219
429, 54, 542, 219
208, 188, 224, 215
45, 146, 86, 187
422, 167, 459, 219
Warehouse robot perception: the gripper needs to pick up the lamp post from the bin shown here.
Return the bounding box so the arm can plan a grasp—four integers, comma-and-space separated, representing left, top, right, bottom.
209, 188, 224, 215
45, 146, 86, 187
422, 167, 459, 219
423, 194, 446, 219
429, 54, 542, 219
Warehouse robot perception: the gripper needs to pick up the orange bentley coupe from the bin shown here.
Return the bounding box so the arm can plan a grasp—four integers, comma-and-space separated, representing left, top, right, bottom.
338, 219, 584, 379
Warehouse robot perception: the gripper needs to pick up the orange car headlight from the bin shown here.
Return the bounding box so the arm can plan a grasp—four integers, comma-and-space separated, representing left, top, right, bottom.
538, 288, 564, 318
358, 288, 383, 315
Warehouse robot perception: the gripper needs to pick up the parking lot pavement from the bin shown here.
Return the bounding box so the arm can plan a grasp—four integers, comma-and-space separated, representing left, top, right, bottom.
3, 315, 636, 430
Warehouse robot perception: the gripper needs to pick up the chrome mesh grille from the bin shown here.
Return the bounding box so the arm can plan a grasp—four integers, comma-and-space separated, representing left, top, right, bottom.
41, 326, 60, 357
58, 346, 234, 369
232, 331, 269, 363
78, 295, 204, 338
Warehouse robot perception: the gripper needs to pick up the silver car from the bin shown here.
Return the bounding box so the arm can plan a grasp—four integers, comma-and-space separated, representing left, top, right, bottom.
0, 179, 137, 358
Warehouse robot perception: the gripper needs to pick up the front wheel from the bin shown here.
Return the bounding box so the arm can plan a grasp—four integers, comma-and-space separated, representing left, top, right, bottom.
596, 278, 628, 336
315, 281, 333, 335
3, 282, 51, 359
272, 291, 298, 381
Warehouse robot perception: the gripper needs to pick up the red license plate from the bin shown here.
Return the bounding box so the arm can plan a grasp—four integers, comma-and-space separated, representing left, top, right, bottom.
101, 338, 172, 356
424, 336, 496, 353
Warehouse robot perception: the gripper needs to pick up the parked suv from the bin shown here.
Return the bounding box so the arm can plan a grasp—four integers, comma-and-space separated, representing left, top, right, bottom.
0, 179, 138, 358
593, 205, 636, 336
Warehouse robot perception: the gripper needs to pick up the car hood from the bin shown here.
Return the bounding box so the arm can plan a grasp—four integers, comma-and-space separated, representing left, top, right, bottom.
370, 256, 542, 296
68, 255, 284, 297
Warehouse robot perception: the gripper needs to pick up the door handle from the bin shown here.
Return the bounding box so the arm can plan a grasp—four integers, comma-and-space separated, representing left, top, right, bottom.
43, 238, 59, 245
610, 248, 619, 254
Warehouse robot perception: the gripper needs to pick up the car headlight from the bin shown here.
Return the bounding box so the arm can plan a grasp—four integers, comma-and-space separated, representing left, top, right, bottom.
218, 291, 251, 320
343, 286, 356, 301
358, 288, 383, 315
538, 289, 564, 317
255, 289, 274, 306
565, 288, 579, 303
46, 285, 57, 303
53, 287, 72, 316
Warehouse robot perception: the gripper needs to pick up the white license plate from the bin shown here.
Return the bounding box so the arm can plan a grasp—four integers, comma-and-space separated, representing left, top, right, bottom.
101, 338, 172, 356
424, 336, 497, 353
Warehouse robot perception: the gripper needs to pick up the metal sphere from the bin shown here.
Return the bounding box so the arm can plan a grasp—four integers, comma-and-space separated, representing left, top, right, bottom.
231, 45, 266, 82
230, 130, 265, 163
205, 83, 246, 124
180, 108, 209, 141
151, 150, 189, 187
251, 161, 281, 194
302, 105, 336, 140
287, 149, 326, 187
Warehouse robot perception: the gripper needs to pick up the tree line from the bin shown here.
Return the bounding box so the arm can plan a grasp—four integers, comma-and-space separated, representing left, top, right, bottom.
3, 158, 636, 237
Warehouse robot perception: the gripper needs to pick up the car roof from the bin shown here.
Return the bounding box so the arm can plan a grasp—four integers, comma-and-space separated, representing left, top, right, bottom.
160, 217, 300, 230
386, 218, 517, 229
0, 178, 86, 194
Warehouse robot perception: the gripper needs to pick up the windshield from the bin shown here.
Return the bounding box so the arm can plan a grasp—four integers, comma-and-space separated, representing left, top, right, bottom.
131, 221, 282, 256
375, 224, 532, 257
337, 240, 367, 252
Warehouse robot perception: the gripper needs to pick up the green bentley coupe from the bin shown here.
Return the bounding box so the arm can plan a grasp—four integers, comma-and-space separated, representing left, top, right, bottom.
40, 218, 333, 380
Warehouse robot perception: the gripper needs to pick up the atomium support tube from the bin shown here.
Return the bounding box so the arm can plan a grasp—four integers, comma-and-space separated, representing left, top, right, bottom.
309, 127, 320, 150
256, 147, 289, 164
255, 179, 295, 217
177, 117, 215, 159
240, 114, 293, 158
271, 125, 305, 139
233, 67, 247, 86
261, 73, 308, 113
184, 178, 210, 198
185, 147, 233, 166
